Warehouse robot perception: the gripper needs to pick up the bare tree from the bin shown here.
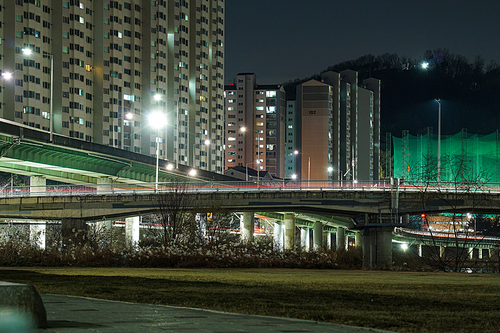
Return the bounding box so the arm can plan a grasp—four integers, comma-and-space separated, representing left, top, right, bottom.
403, 154, 498, 272
154, 182, 195, 246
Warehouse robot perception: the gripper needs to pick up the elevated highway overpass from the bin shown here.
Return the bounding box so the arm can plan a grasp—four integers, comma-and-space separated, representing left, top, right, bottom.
2, 120, 500, 268
0, 119, 234, 186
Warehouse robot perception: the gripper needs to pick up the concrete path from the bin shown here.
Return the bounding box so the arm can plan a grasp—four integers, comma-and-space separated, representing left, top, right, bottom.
36, 294, 393, 333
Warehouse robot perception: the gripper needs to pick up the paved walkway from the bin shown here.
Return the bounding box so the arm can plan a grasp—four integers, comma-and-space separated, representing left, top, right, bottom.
36, 294, 393, 333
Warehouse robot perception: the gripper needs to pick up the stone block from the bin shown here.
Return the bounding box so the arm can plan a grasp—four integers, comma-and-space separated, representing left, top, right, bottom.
0, 282, 47, 328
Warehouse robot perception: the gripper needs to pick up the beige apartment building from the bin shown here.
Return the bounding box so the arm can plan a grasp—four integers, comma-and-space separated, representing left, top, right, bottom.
224, 73, 286, 178
0, 0, 225, 172
295, 70, 380, 181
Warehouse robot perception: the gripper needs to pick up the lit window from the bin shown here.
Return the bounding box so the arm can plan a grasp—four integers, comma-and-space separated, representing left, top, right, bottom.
266, 91, 277, 97
80, 17, 84, 24
256, 106, 264, 111
228, 137, 236, 141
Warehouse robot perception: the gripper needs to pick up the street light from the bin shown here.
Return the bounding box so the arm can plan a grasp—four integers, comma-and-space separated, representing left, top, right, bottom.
148, 111, 167, 190
436, 98, 442, 187
23, 48, 54, 141
294, 150, 311, 185
245, 161, 259, 181
1, 72, 12, 80
189, 169, 197, 177
327, 166, 333, 181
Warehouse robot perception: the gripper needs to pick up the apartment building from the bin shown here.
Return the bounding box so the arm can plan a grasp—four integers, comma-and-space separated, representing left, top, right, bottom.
224, 73, 286, 178
284, 100, 296, 179
294, 70, 380, 181
0, 0, 225, 172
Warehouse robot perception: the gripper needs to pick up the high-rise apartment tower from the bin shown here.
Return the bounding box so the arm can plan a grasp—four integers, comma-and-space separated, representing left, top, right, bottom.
0, 0, 225, 172
224, 73, 286, 178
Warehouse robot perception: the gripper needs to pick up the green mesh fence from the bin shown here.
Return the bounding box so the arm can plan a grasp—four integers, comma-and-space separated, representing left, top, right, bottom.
393, 130, 500, 183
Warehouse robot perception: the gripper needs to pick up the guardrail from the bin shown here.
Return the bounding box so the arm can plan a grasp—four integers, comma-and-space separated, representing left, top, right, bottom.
1, 180, 500, 198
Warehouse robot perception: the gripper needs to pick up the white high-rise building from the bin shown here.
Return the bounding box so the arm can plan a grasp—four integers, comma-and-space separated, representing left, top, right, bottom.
0, 0, 225, 172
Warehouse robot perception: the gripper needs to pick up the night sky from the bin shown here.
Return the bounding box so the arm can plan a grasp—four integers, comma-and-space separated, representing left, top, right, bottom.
225, 0, 500, 84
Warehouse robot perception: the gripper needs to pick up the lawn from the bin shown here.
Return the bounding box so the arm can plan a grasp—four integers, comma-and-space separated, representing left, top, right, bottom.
1, 267, 499, 332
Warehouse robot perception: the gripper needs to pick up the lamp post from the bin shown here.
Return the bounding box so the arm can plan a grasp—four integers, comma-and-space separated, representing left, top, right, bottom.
436, 98, 441, 187
23, 48, 53, 141
294, 150, 311, 185
245, 162, 252, 181
148, 111, 167, 191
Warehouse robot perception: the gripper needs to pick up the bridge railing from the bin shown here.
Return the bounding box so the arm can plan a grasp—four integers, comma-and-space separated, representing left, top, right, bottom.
2, 179, 500, 198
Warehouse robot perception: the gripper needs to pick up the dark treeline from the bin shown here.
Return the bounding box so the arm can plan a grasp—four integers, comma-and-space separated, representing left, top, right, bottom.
283, 49, 500, 137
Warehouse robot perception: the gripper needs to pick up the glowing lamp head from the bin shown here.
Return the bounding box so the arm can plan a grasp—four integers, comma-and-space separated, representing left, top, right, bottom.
166, 163, 174, 171
148, 111, 167, 130
291, 174, 297, 180
327, 166, 334, 172
2, 72, 12, 80
204, 139, 211, 146
421, 62, 429, 69
154, 94, 162, 101
22, 48, 32, 56
189, 169, 197, 177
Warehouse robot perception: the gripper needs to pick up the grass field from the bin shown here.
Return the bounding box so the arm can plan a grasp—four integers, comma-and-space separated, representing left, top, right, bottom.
1, 267, 499, 332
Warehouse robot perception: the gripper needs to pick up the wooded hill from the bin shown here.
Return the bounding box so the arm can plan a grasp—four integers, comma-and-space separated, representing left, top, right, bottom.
283, 49, 500, 138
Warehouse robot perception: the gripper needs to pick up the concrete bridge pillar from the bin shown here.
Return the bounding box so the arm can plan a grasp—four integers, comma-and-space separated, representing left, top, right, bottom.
469, 247, 475, 260
30, 176, 46, 193
362, 226, 393, 269
300, 227, 310, 251
240, 212, 254, 242
440, 246, 446, 258
417, 244, 423, 257
313, 221, 323, 250
355, 231, 362, 250
61, 218, 88, 246
478, 248, 483, 259
283, 213, 295, 250
97, 220, 112, 231
125, 216, 140, 247
336, 227, 346, 251
97, 177, 113, 192
30, 222, 46, 249
273, 222, 283, 251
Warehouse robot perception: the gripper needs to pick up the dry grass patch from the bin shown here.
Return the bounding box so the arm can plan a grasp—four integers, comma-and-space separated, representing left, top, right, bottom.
1, 268, 499, 332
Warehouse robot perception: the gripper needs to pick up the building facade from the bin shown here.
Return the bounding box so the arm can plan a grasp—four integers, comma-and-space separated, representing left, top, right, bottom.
0, 0, 225, 172
294, 70, 380, 181
224, 73, 286, 178
284, 100, 296, 179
